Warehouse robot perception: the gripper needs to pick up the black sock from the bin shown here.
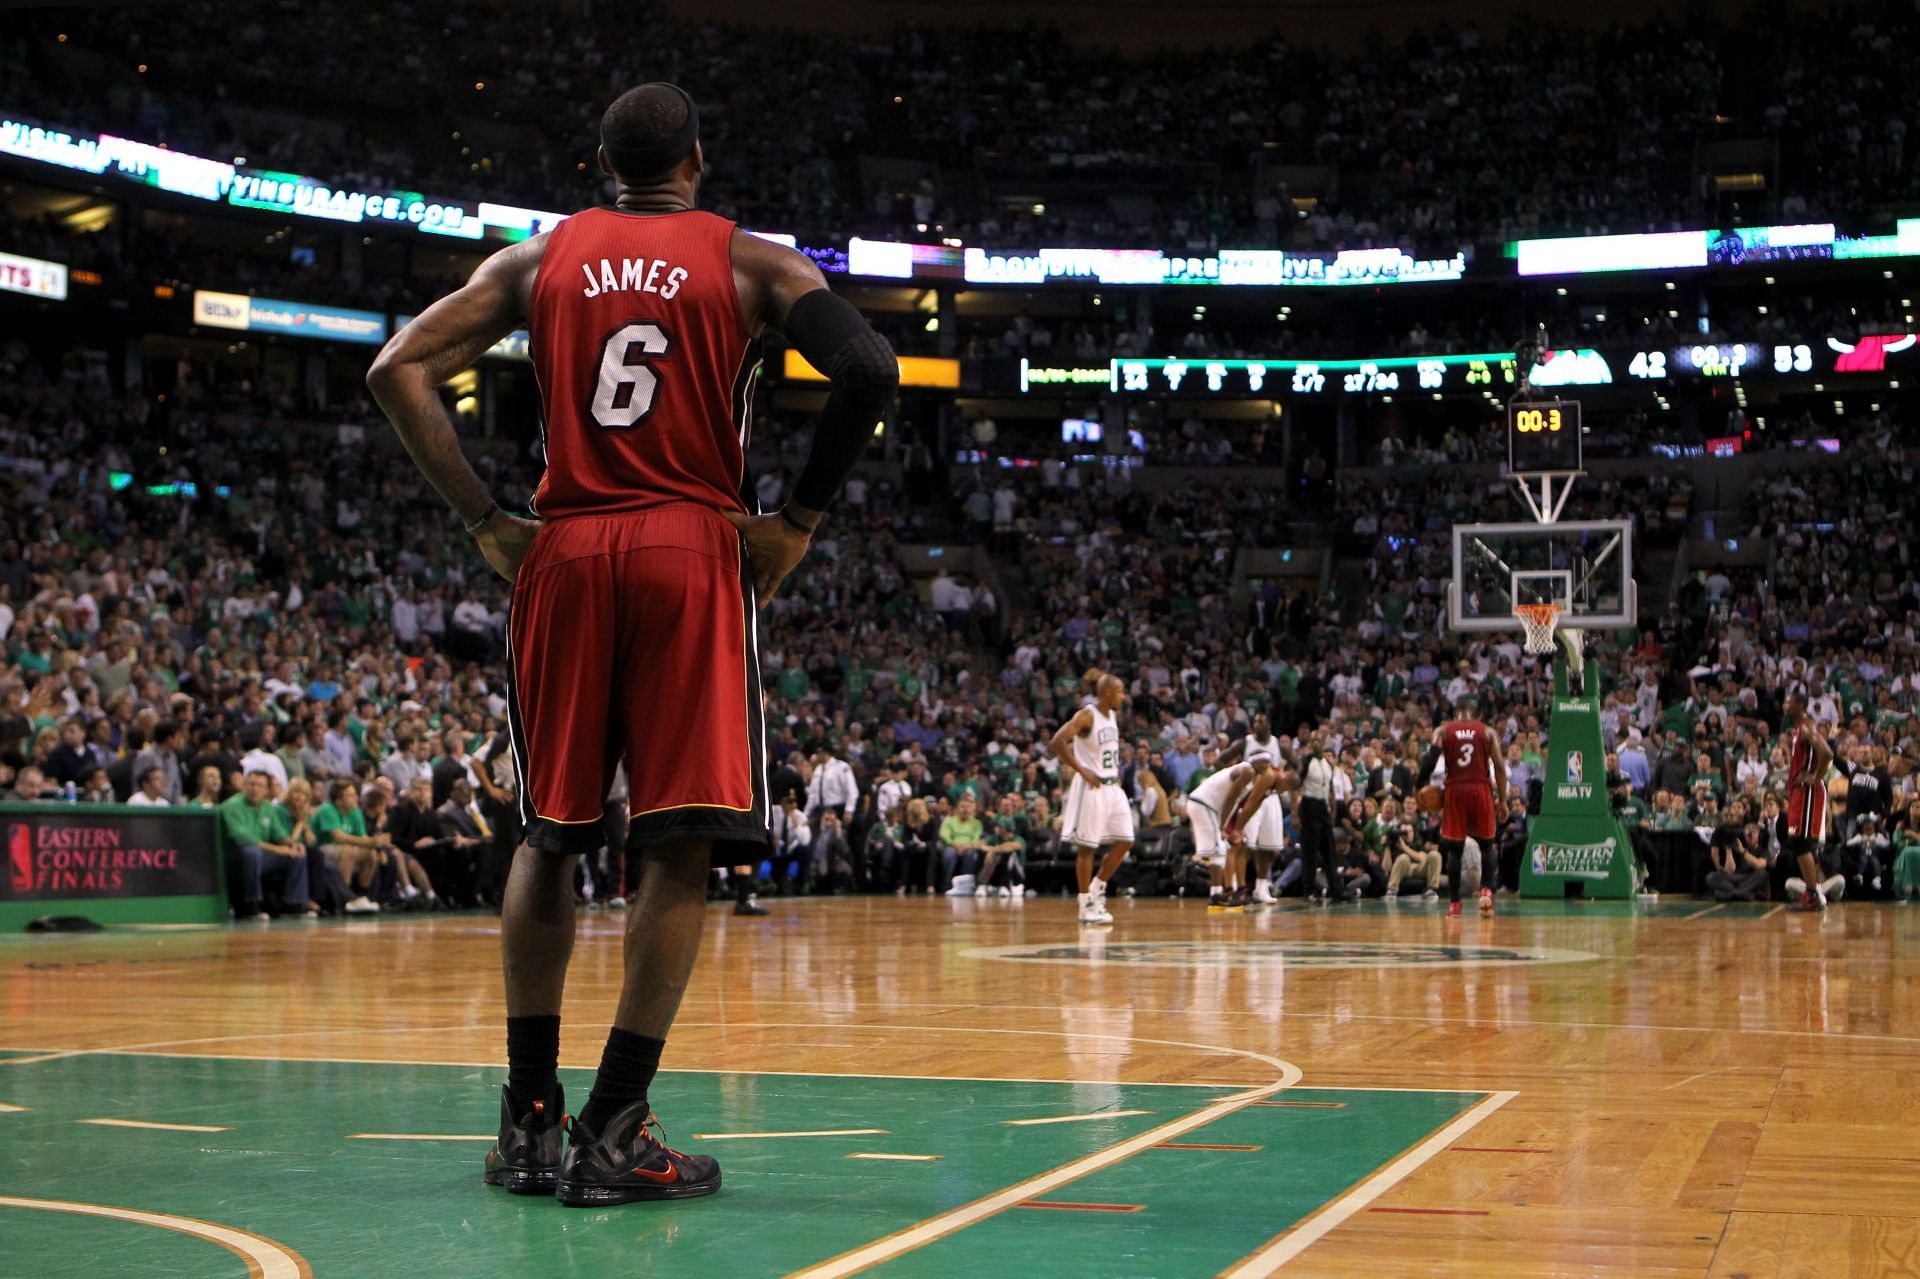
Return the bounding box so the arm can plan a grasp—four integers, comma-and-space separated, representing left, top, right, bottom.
505, 1014, 561, 1113
578, 1027, 665, 1136
735, 869, 752, 904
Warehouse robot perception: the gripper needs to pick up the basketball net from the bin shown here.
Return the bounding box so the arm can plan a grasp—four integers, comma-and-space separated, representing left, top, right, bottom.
1515, 603, 1586, 693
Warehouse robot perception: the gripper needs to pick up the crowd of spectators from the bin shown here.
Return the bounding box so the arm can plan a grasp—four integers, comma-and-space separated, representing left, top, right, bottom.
10, 0, 1915, 254
5, 318, 1920, 915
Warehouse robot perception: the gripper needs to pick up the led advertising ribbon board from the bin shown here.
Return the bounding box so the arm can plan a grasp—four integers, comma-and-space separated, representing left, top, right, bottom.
193, 290, 387, 345
1514, 219, 1920, 276
1110, 353, 1521, 397
0, 250, 68, 300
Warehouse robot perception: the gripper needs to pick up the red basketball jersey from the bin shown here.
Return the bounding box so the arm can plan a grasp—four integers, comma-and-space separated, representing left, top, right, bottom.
1439, 720, 1495, 789
1787, 728, 1819, 790
527, 208, 761, 519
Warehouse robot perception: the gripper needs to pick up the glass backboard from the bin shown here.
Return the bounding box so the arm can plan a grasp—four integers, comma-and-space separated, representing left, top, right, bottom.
1447, 519, 1637, 632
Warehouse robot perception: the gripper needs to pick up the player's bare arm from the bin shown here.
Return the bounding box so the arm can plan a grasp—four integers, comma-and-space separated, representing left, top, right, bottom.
1050, 707, 1097, 785
1805, 722, 1832, 775
1228, 769, 1276, 835
1415, 734, 1442, 787
723, 230, 898, 600
367, 235, 549, 582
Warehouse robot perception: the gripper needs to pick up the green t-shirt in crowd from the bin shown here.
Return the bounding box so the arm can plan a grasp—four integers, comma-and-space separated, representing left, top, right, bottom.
312, 802, 367, 845
939, 815, 983, 848
218, 793, 277, 848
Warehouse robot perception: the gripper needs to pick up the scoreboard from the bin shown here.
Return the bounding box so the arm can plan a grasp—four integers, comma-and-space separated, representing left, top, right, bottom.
1507, 400, 1582, 473
1110, 352, 1520, 398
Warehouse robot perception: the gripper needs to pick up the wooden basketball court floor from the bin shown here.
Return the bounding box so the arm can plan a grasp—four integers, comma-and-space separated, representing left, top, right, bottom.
2, 894, 1916, 1277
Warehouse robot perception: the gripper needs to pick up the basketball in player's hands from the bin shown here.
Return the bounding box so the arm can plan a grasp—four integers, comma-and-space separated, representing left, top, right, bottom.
1416, 785, 1445, 813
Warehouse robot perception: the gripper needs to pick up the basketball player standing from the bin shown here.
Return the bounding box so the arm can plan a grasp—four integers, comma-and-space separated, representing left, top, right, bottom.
1418, 701, 1506, 917
369, 84, 897, 1205
1783, 695, 1834, 912
1051, 673, 1133, 925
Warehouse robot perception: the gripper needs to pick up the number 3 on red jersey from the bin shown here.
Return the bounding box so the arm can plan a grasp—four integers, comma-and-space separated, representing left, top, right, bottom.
591, 323, 671, 429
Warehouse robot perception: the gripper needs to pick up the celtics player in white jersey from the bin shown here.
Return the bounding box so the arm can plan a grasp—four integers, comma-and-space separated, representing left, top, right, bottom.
1218, 714, 1289, 904
1189, 753, 1289, 908
1051, 673, 1133, 926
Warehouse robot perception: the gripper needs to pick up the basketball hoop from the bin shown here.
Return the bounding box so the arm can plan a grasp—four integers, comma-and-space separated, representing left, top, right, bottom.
1514, 602, 1563, 655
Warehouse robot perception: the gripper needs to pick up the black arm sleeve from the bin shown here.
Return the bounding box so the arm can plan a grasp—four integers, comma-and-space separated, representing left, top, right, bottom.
780, 288, 899, 512
1415, 746, 1441, 788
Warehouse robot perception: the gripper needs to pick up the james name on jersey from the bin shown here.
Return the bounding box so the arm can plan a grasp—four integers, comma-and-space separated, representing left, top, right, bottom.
580, 257, 691, 299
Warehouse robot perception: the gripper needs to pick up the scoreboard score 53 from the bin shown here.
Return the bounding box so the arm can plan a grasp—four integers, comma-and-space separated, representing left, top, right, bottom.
1507, 399, 1582, 473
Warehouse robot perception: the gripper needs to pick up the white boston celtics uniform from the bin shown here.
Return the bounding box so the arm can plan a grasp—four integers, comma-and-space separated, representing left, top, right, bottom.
1239, 735, 1285, 851
1189, 764, 1256, 866
1063, 704, 1133, 847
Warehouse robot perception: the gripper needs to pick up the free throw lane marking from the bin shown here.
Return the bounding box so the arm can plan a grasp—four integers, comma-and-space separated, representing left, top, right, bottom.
348, 1133, 495, 1141
1218, 1090, 1516, 1278
79, 1118, 231, 1133
846, 1153, 940, 1162
691, 1128, 887, 1140
1004, 1109, 1151, 1127
788, 1055, 1301, 1278
1156, 1142, 1261, 1151
1016, 1201, 1143, 1213
0, 1195, 311, 1278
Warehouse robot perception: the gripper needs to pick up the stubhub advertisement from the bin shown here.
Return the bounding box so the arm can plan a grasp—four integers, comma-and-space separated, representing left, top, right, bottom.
193, 290, 386, 345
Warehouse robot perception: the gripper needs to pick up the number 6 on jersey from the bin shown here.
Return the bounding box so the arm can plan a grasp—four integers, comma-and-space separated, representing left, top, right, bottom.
591, 323, 671, 429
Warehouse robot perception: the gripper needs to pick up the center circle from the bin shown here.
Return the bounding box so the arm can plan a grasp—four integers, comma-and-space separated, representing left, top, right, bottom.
962, 940, 1601, 968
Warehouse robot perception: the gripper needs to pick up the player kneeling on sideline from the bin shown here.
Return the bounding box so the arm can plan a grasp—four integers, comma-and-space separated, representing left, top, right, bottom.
1052, 673, 1132, 926
1190, 752, 1290, 909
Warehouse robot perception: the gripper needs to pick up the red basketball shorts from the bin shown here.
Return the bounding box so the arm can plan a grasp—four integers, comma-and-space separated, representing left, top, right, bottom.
506, 503, 769, 861
1440, 785, 1497, 842
1785, 783, 1827, 845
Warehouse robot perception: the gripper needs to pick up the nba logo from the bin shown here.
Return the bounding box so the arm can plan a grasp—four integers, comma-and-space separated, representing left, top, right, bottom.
1566, 751, 1584, 784
1530, 843, 1547, 875
7, 823, 30, 895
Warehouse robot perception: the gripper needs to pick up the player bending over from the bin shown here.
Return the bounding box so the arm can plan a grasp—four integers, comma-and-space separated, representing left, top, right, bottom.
1190, 752, 1288, 909
1218, 715, 1288, 904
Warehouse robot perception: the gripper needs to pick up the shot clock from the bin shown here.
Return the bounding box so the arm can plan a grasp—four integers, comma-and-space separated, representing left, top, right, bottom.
1507, 399, 1582, 473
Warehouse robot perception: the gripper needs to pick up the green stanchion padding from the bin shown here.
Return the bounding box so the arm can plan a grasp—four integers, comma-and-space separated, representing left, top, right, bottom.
1520, 655, 1636, 900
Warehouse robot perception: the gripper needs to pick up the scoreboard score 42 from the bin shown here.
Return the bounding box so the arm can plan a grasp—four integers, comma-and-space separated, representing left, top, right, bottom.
1507, 398, 1583, 474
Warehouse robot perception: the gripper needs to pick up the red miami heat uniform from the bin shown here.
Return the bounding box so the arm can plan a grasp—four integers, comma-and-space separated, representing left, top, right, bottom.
509, 207, 768, 860
1785, 728, 1828, 844
1438, 719, 1498, 842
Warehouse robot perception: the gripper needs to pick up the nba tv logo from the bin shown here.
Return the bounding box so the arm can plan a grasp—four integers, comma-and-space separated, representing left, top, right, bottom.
7, 823, 30, 894
1566, 751, 1584, 785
